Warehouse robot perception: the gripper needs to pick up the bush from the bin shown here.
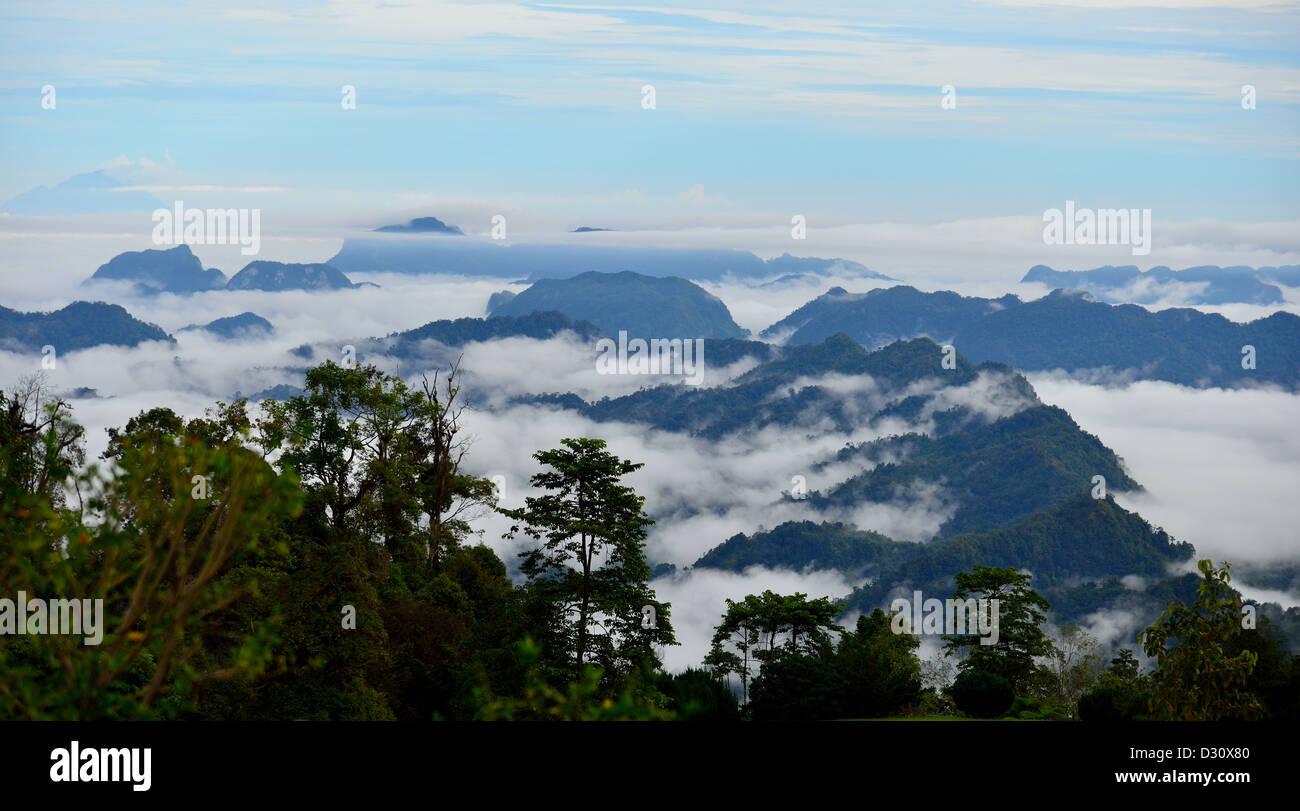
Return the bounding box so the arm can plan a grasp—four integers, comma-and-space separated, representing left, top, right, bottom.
1078, 688, 1123, 721
917, 687, 957, 717
750, 655, 848, 720
951, 670, 1014, 718
1007, 694, 1068, 720
657, 668, 740, 721
1078, 687, 1150, 721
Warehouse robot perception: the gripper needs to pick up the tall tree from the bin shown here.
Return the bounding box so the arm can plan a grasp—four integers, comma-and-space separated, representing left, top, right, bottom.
704, 595, 762, 703
836, 608, 922, 718
1038, 625, 1104, 717
259, 361, 494, 565
943, 565, 1054, 691
705, 590, 841, 702
253, 361, 506, 719
503, 437, 675, 683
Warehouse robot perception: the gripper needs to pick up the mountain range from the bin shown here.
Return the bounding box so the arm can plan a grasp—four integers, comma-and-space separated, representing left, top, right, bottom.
0, 301, 172, 352
84, 245, 361, 294
1022, 264, 1300, 305
504, 329, 1204, 634
763, 285, 1300, 389
327, 234, 890, 282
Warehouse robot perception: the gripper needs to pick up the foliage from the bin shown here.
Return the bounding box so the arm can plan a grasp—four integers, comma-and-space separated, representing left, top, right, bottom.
1139, 560, 1262, 721
1034, 625, 1104, 718
475, 639, 674, 721
656, 667, 740, 721
705, 590, 841, 702
0, 392, 300, 719
503, 437, 675, 688
749, 654, 848, 721
950, 670, 1015, 718
943, 566, 1055, 691
835, 609, 922, 718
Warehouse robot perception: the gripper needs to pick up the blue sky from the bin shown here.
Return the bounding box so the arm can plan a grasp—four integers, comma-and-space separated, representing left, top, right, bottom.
1, 0, 1298, 224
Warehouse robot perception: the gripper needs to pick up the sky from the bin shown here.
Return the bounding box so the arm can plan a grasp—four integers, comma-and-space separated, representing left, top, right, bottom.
1, 0, 1299, 229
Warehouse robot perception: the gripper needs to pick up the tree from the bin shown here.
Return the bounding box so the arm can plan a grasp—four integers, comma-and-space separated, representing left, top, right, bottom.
835, 608, 922, 718
656, 668, 740, 721
252, 362, 512, 720
0, 373, 84, 513
1078, 648, 1151, 721
943, 565, 1054, 691
503, 438, 675, 685
0, 403, 301, 719
951, 670, 1014, 718
1139, 559, 1261, 721
1108, 648, 1141, 682
474, 638, 674, 721
705, 590, 842, 702
1225, 616, 1299, 721
749, 654, 847, 720
1038, 625, 1104, 718
1, 362, 524, 722
259, 361, 494, 566
704, 596, 761, 703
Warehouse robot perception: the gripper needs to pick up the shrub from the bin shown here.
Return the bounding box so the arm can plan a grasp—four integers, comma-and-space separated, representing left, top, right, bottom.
657, 668, 740, 721
1078, 687, 1150, 721
749, 655, 847, 720
951, 670, 1014, 718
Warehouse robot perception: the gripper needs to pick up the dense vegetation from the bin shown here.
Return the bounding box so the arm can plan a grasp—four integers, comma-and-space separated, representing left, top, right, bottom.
811, 404, 1139, 537
0, 300, 173, 352
534, 335, 1021, 439
1, 361, 1294, 721
384, 311, 605, 357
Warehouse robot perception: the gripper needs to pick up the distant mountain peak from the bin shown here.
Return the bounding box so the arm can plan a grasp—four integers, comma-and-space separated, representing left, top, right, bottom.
0, 168, 167, 215
1045, 287, 1096, 302
86, 244, 228, 295
374, 216, 464, 235
180, 312, 274, 339
490, 270, 748, 340
225, 261, 357, 292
